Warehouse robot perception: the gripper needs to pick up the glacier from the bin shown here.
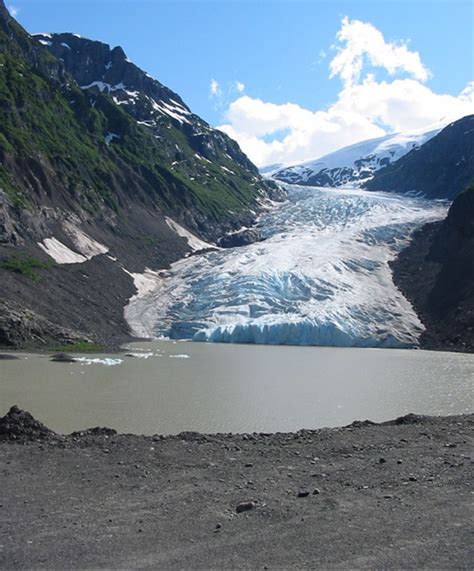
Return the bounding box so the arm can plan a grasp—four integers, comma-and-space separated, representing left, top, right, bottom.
125, 185, 448, 348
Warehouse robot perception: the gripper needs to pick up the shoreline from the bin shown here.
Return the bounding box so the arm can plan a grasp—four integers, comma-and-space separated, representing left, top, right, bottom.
0, 407, 472, 569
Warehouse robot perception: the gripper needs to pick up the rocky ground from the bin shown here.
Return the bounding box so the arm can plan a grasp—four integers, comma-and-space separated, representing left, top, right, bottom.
0, 407, 472, 569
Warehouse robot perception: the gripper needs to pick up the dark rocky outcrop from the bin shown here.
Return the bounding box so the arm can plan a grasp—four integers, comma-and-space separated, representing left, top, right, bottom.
218, 227, 263, 248
0, 405, 57, 441
365, 115, 474, 199
391, 183, 474, 352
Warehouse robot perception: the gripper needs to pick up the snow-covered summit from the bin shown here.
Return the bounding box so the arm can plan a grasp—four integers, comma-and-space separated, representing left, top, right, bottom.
272, 125, 445, 188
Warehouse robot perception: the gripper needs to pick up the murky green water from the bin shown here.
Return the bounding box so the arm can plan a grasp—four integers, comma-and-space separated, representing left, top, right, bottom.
0, 341, 472, 435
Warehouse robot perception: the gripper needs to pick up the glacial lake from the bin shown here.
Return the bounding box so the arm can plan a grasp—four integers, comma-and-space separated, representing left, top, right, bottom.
0, 341, 472, 435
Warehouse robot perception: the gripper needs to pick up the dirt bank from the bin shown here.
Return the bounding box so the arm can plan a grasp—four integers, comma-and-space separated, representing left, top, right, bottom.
0, 407, 472, 569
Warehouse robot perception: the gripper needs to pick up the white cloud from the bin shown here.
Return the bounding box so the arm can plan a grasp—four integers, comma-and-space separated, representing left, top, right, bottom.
330, 16, 430, 87
209, 78, 222, 97
217, 17, 474, 167
7, 4, 19, 17
235, 81, 245, 93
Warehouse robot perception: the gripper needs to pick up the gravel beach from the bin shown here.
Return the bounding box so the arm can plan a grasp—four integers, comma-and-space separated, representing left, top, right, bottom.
0, 407, 472, 569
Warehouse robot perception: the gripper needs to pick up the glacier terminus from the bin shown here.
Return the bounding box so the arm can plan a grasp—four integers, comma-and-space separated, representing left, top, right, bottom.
126, 185, 448, 348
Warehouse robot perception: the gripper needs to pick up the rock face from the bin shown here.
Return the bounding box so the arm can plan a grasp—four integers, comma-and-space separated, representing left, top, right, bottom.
365, 115, 474, 199
391, 184, 474, 352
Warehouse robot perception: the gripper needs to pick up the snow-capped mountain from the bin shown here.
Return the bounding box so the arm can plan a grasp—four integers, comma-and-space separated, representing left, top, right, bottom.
33, 33, 259, 173
272, 126, 444, 188
259, 163, 285, 177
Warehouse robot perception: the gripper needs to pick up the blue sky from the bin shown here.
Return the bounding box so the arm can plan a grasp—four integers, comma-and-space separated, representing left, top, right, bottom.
10, 1, 474, 166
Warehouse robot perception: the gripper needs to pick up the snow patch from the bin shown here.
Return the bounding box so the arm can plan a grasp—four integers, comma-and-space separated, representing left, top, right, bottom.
165, 217, 213, 251
63, 222, 109, 259
149, 97, 191, 125
38, 238, 87, 264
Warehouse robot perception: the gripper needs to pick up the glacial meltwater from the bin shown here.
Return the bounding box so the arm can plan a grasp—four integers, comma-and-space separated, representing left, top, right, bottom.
126, 185, 448, 347
0, 342, 472, 434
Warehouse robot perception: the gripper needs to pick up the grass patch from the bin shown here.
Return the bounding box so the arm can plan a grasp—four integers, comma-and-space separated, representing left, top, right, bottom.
0, 255, 57, 280
50, 341, 105, 353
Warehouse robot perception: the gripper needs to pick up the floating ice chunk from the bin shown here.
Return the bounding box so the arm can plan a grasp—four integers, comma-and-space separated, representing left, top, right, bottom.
127, 352, 154, 359
76, 357, 123, 366
169, 354, 190, 359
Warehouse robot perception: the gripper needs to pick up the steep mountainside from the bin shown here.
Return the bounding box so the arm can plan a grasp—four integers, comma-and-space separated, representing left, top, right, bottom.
34, 32, 282, 237
365, 116, 474, 199
0, 3, 281, 349
272, 126, 442, 187
391, 182, 474, 352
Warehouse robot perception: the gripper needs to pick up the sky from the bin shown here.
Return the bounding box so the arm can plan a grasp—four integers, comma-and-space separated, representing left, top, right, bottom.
9, 0, 474, 167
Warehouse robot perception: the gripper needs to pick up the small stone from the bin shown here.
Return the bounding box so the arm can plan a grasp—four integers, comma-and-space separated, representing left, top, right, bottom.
313, 488, 321, 495
236, 501, 255, 513
379, 458, 386, 464
215, 523, 222, 530
409, 476, 417, 482
297, 490, 310, 498
245, 462, 253, 468
397, 460, 402, 464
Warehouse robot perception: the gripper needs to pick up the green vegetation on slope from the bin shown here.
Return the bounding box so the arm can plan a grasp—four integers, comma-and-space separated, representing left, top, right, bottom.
0, 7, 273, 235
0, 254, 57, 281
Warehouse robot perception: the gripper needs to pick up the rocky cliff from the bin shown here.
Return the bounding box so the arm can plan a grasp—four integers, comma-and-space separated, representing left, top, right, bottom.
391, 183, 474, 351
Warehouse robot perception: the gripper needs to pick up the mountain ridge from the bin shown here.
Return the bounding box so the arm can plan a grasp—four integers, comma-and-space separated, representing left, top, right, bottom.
272, 125, 443, 188
364, 115, 474, 199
